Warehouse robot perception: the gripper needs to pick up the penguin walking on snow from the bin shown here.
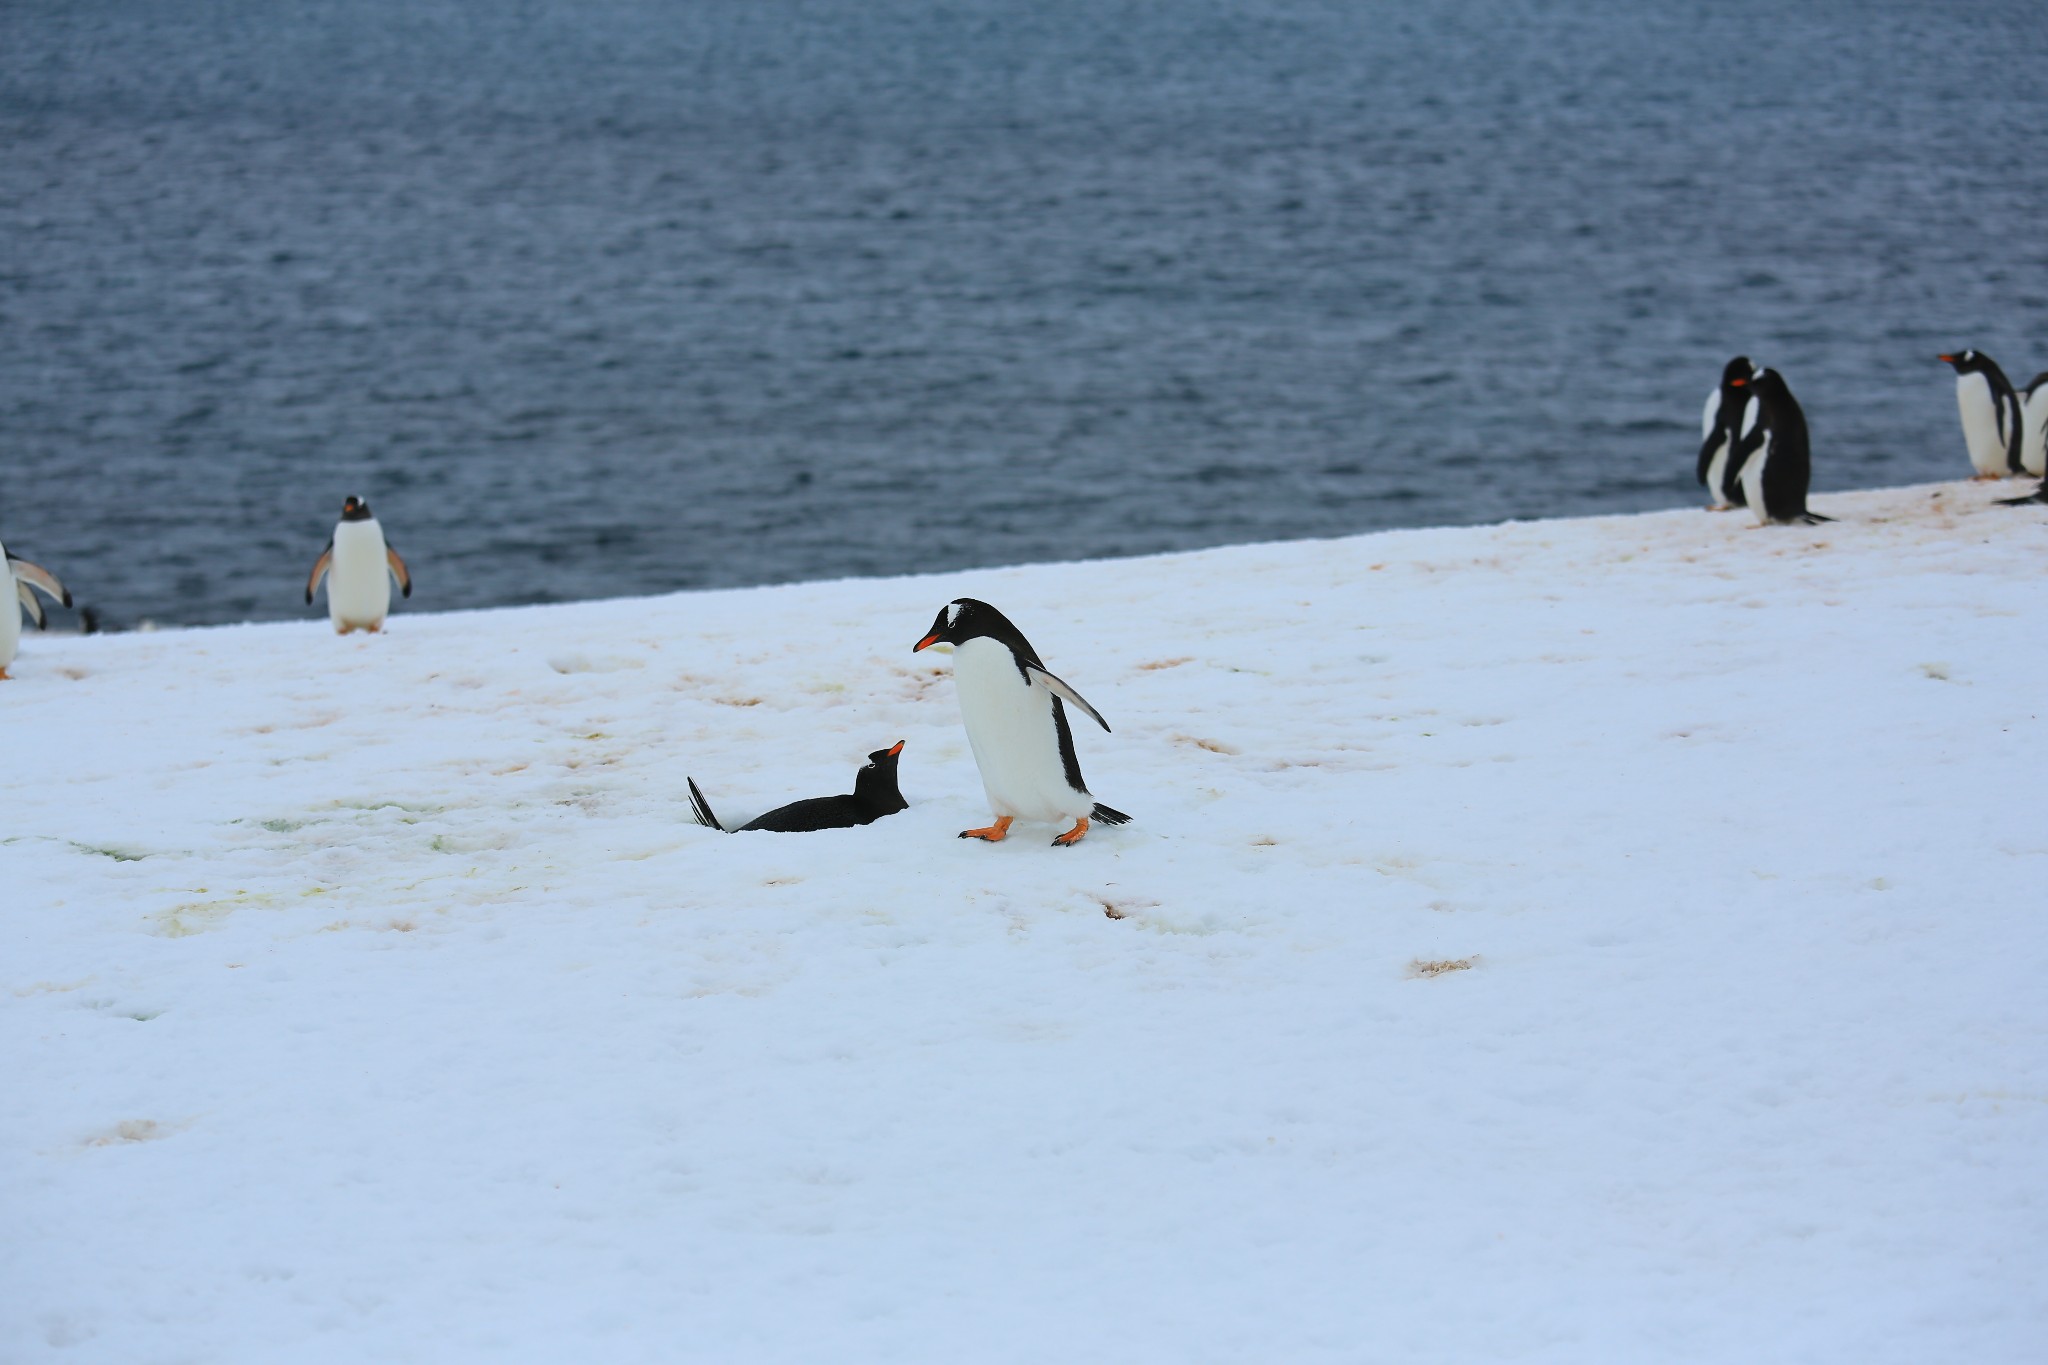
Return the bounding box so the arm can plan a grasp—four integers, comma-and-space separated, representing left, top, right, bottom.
914, 598, 1130, 847
1938, 351, 2024, 480
688, 741, 909, 832
306, 496, 411, 633
1697, 355, 1757, 510
1733, 369, 1831, 526
1, 539, 73, 680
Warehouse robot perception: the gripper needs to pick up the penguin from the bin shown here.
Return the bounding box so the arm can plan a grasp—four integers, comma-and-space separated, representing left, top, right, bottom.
687, 741, 909, 833
1, 540, 73, 680
1733, 368, 1831, 526
1697, 355, 1757, 510
913, 598, 1131, 847
1938, 351, 2024, 479
2019, 371, 2048, 479
305, 496, 411, 634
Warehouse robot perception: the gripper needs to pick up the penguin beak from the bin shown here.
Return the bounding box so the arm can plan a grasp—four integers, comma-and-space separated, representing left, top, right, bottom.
913, 633, 941, 652
1729, 377, 1746, 387
1938, 354, 1956, 364
887, 740, 904, 756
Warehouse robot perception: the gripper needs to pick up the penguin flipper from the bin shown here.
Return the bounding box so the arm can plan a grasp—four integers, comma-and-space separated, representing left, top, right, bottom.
1025, 663, 1110, 732
306, 543, 333, 604
1090, 803, 1132, 826
386, 546, 412, 598
686, 777, 729, 832
7, 555, 72, 609
17, 579, 46, 629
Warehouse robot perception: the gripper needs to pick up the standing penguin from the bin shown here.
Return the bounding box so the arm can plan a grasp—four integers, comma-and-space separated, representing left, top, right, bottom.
1938, 351, 2024, 480
306, 496, 411, 634
688, 741, 909, 833
913, 598, 1130, 847
2018, 371, 2048, 479
1734, 369, 1831, 526
1697, 355, 1758, 510
1, 540, 73, 680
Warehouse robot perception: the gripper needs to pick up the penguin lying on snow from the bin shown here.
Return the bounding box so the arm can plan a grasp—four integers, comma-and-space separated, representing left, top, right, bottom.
688, 741, 908, 832
1698, 355, 1757, 511
1938, 351, 2024, 480
1733, 369, 1831, 526
306, 496, 412, 634
2, 541, 73, 680
914, 598, 1130, 847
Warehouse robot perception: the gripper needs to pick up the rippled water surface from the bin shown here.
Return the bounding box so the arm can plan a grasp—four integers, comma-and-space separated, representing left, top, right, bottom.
5, 0, 2047, 626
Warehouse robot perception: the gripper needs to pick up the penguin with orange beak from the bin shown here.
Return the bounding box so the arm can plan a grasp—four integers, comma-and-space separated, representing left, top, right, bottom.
687, 741, 909, 832
915, 598, 1130, 847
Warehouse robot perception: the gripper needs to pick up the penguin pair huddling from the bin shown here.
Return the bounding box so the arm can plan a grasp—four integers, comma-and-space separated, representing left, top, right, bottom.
1937, 351, 2048, 505
306, 496, 412, 633
686, 599, 1129, 847
1697, 358, 1829, 525
1, 539, 73, 681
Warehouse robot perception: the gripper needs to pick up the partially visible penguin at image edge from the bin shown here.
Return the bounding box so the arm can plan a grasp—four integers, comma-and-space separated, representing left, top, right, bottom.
914, 598, 1130, 847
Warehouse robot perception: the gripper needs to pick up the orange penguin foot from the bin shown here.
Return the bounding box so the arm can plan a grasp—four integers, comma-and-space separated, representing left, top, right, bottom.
0, 667, 10, 680
1971, 473, 2002, 482
1051, 818, 1090, 847
958, 816, 1013, 843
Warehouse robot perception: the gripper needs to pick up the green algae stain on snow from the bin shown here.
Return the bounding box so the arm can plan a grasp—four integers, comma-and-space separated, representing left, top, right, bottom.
148, 889, 276, 938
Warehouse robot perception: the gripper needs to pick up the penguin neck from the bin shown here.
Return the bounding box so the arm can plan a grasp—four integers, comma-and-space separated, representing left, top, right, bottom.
853, 766, 906, 814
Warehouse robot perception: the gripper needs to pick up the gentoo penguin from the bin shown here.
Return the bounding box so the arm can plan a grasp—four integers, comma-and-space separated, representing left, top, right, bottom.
1, 541, 72, 679
1733, 368, 1831, 526
913, 598, 1131, 847
305, 496, 411, 634
688, 741, 909, 832
1697, 355, 1757, 510
2018, 371, 2048, 479
1938, 351, 2024, 480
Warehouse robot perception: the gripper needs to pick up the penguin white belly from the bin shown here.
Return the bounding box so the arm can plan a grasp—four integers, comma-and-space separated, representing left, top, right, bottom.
2023, 389, 2048, 478
1704, 436, 1734, 507
328, 520, 392, 630
0, 564, 21, 671
1957, 375, 2006, 476
1740, 432, 1773, 525
952, 637, 1094, 824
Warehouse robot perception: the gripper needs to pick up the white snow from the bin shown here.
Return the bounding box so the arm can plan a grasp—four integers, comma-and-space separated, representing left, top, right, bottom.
5, 482, 2046, 1363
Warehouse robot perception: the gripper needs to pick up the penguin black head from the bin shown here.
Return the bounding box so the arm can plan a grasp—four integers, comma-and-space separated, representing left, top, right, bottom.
340, 495, 373, 522
854, 739, 909, 813
914, 598, 1024, 654
1938, 350, 1978, 372
1722, 356, 1755, 388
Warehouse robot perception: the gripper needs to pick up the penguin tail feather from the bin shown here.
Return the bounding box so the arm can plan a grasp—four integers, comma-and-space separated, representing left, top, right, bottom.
1996, 486, 2048, 506
1799, 512, 1834, 524
1090, 803, 1132, 826
686, 778, 728, 832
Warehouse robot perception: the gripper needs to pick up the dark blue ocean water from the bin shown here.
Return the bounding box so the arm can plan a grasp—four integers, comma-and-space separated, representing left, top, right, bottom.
4, 0, 2047, 628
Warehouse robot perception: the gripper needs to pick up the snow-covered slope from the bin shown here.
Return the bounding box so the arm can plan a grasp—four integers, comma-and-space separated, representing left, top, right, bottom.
6, 483, 2046, 1363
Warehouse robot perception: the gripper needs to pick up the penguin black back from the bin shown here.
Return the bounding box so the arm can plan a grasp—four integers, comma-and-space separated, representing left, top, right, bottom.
688, 741, 908, 834
1737, 368, 1830, 525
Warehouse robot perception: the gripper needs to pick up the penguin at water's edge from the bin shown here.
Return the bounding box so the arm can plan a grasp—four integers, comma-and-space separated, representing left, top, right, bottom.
1938, 351, 2024, 480
2, 541, 73, 680
1734, 369, 1831, 526
688, 741, 909, 832
914, 598, 1130, 847
307, 496, 411, 634
1698, 356, 1757, 510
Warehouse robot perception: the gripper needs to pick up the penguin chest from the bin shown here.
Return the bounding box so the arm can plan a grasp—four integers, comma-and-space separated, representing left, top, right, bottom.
1704, 435, 1735, 505
328, 521, 392, 627
0, 568, 21, 667
1740, 431, 1775, 524
2023, 389, 2048, 477
1957, 375, 2006, 474
951, 638, 1092, 822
